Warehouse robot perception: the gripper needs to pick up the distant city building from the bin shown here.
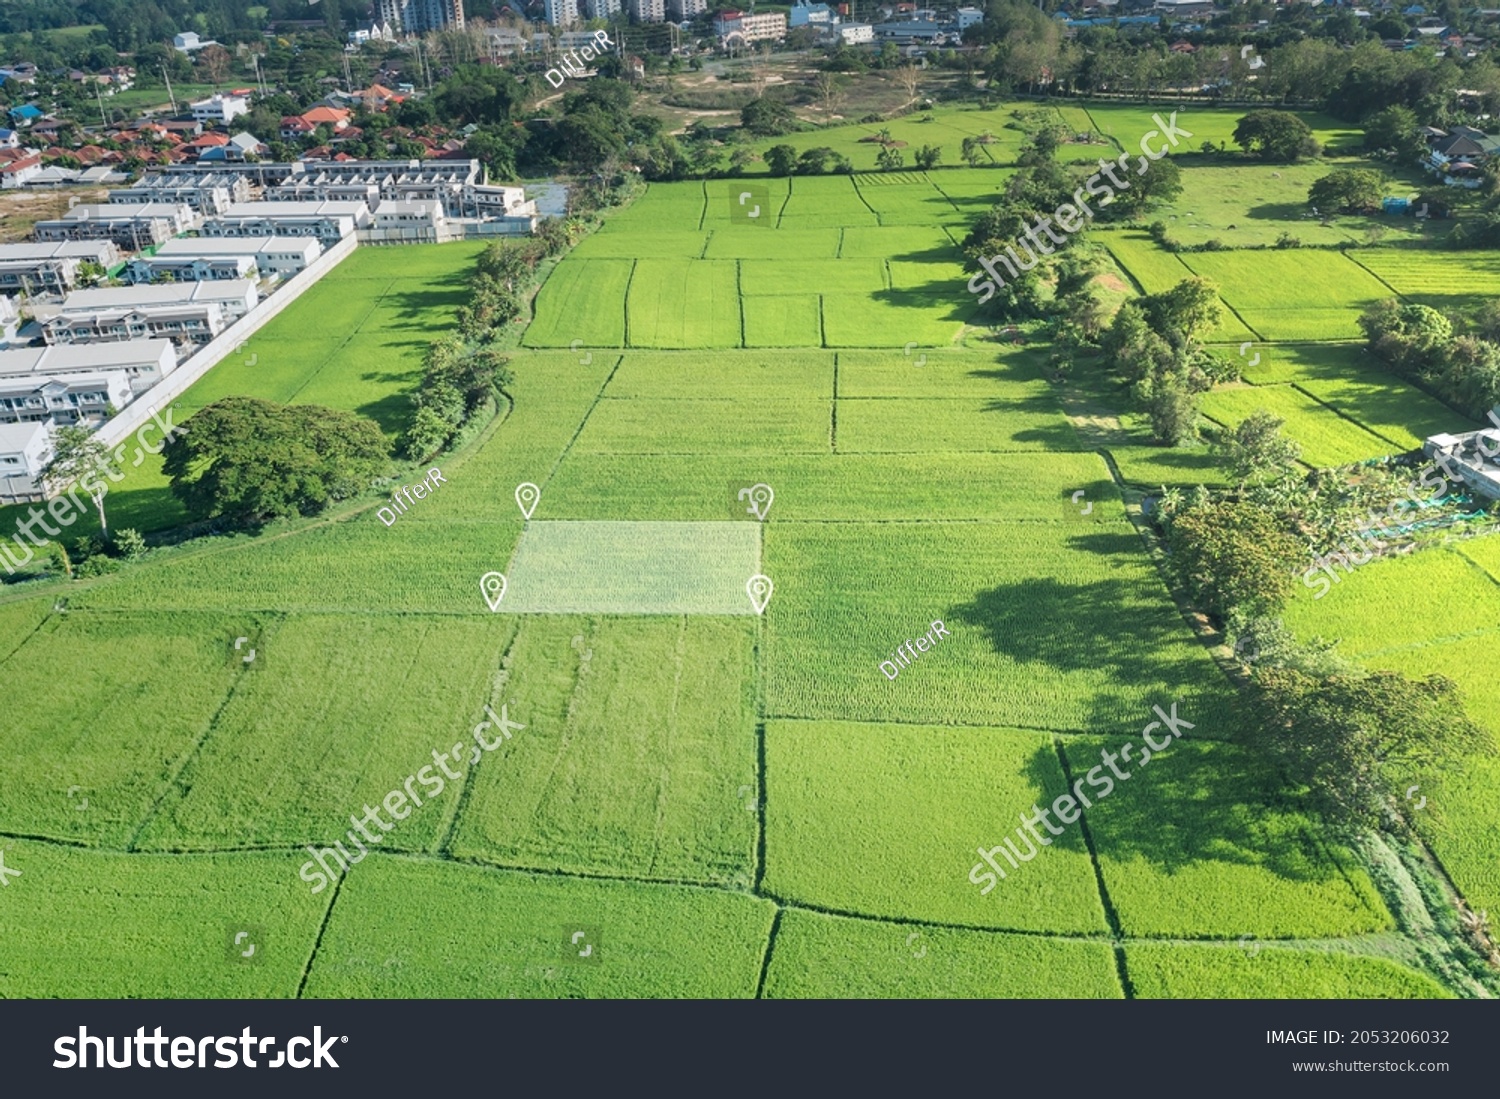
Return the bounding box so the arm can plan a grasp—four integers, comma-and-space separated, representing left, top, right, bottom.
668, 0, 706, 16
716, 10, 787, 42
836, 22, 874, 43
954, 6, 984, 29
587, 0, 625, 16
544, 0, 582, 25
789, 2, 833, 27
377, 0, 464, 35
631, 0, 668, 22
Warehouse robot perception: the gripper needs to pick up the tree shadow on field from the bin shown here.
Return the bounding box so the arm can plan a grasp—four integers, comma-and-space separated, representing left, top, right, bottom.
1043, 734, 1351, 887
378, 285, 471, 329
1246, 201, 1316, 223
946, 540, 1230, 727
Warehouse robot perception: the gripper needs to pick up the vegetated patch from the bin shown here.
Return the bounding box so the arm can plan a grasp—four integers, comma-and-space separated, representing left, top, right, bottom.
765, 523, 1233, 731
1198, 383, 1397, 468
1351, 248, 1500, 312
575, 397, 831, 455
0, 611, 244, 846
131, 613, 518, 852
625, 259, 742, 348
1177, 250, 1392, 341
301, 856, 776, 998
762, 720, 1110, 932
448, 616, 757, 883
835, 396, 1079, 453
523, 258, 632, 348
0, 841, 330, 997
763, 909, 1123, 998
1068, 738, 1393, 940
1125, 942, 1451, 998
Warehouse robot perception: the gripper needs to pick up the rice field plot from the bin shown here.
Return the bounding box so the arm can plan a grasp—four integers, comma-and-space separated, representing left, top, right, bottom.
1350, 248, 1500, 312
1080, 104, 1361, 155
851, 180, 965, 227
1103, 234, 1258, 343
744, 295, 825, 346
0, 610, 240, 846
1296, 374, 1475, 452
836, 396, 1078, 453
72, 518, 524, 615
820, 290, 971, 347
302, 857, 775, 998
836, 346, 1046, 398
700, 176, 792, 229
765, 523, 1234, 732
0, 842, 330, 997
572, 229, 709, 259
702, 227, 840, 260
837, 225, 960, 261
606, 350, 833, 400
932, 174, 1013, 224
739, 258, 887, 295
288, 330, 431, 436
600, 180, 706, 230
1065, 738, 1392, 939
327, 240, 486, 282
523, 258, 632, 348
1283, 546, 1500, 657
575, 397, 830, 455
0, 594, 54, 658
1354, 632, 1500, 917
1125, 943, 1451, 999
778, 174, 878, 225
1108, 444, 1233, 488
1198, 384, 1398, 468
1236, 341, 1375, 386
888, 258, 968, 298
762, 720, 1110, 932
132, 614, 518, 853
448, 617, 757, 883
1177, 250, 1393, 341
763, 910, 1123, 998
1155, 162, 1397, 248
542, 451, 1121, 523
625, 259, 742, 348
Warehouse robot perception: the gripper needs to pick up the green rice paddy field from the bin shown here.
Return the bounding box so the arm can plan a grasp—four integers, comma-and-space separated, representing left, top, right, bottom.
0, 103, 1494, 998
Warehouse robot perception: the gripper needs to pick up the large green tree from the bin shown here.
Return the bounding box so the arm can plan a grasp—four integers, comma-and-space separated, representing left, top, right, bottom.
1308, 168, 1384, 214
1163, 497, 1304, 619
1233, 110, 1320, 162
161, 398, 388, 526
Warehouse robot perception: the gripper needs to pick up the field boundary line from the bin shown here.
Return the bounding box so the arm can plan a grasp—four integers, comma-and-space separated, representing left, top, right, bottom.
1286, 381, 1412, 453
849, 174, 882, 223
830, 351, 840, 452
0, 601, 56, 670
621, 259, 637, 347
697, 178, 708, 232
285, 277, 397, 404
753, 906, 783, 999
123, 615, 285, 852
1052, 735, 1133, 997
737, 259, 747, 349
296, 868, 348, 999
1167, 253, 1264, 342
1341, 250, 1406, 301
645, 616, 688, 878
759, 896, 1113, 940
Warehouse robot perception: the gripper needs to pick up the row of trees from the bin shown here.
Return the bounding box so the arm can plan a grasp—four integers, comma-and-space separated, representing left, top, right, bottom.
1360, 299, 1500, 421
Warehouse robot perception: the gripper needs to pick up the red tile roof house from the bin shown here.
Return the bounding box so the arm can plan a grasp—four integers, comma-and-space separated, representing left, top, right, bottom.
0, 152, 42, 187
300, 106, 352, 131
280, 115, 317, 140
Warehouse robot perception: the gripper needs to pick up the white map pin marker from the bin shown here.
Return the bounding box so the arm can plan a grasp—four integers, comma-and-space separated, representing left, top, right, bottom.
746, 574, 773, 615
481, 572, 507, 612
738, 483, 774, 521
515, 482, 541, 520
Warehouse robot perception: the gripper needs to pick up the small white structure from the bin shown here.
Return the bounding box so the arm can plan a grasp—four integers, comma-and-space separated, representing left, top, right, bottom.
173, 31, 220, 52
190, 94, 250, 126
203, 200, 371, 245
0, 419, 53, 499
0, 241, 119, 293
33, 203, 196, 249
57, 281, 259, 324
125, 236, 323, 283
0, 339, 178, 397
368, 200, 445, 243
836, 22, 875, 44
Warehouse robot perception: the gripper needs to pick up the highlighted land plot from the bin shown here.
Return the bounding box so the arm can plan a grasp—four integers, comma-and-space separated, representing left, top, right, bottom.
499, 521, 763, 614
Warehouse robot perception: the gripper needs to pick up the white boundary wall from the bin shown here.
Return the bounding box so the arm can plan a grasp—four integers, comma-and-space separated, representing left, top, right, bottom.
94, 233, 358, 451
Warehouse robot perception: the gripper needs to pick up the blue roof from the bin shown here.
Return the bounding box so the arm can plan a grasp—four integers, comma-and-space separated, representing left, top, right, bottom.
8, 104, 42, 120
